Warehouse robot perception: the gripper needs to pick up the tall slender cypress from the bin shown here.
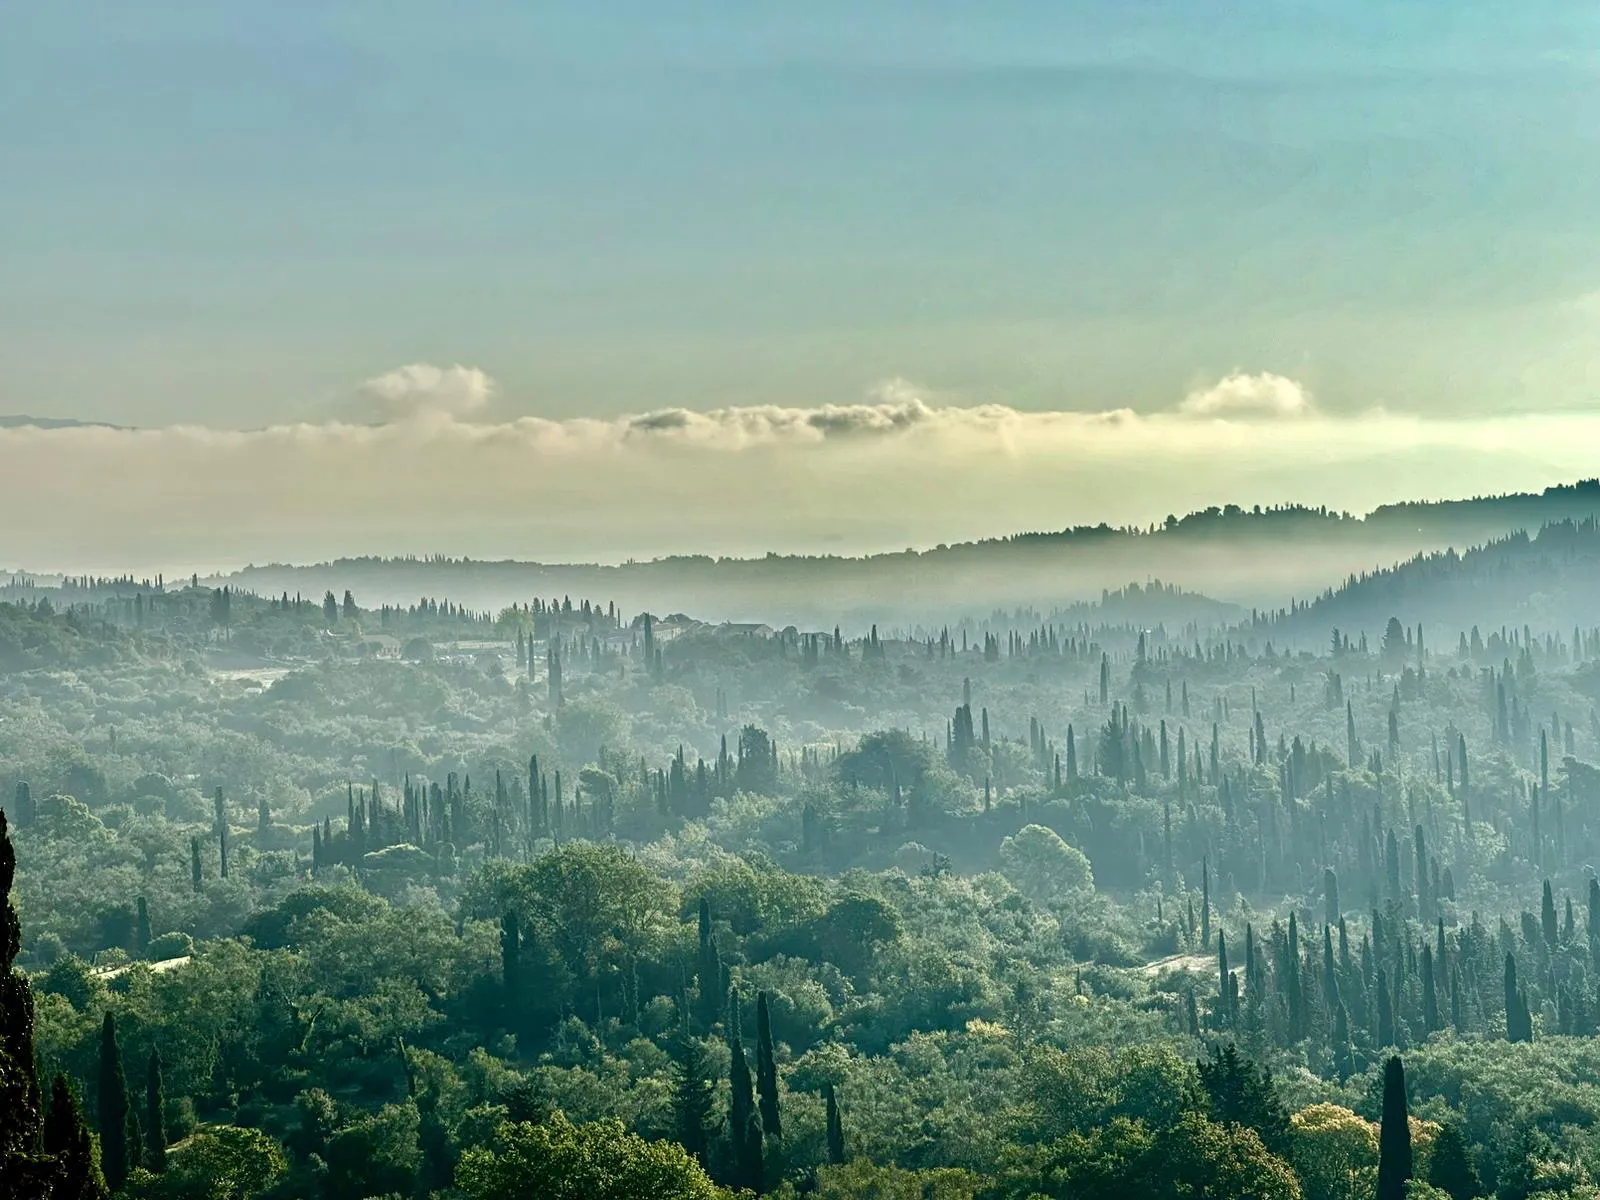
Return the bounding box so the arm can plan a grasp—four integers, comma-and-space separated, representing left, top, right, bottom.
755, 991, 781, 1140
44, 1074, 107, 1200
1376, 967, 1395, 1047
1377, 1055, 1413, 1200
145, 1051, 166, 1172
189, 837, 202, 894
1, 809, 44, 1176
824, 1083, 845, 1165
728, 1031, 763, 1192
696, 900, 721, 1033
1505, 954, 1526, 1042
135, 897, 151, 957
1332, 1000, 1354, 1083
1216, 932, 1229, 1028
500, 912, 521, 1024
97, 1013, 129, 1191
214, 788, 229, 880
1421, 945, 1440, 1034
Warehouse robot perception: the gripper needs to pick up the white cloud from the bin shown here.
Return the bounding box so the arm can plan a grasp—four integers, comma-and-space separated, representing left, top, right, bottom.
1178, 372, 1315, 419
0, 367, 1594, 573
359, 363, 495, 422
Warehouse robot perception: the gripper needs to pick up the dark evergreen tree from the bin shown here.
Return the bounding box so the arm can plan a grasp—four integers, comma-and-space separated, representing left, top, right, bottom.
500, 912, 521, 1028
755, 991, 780, 1141
824, 1082, 845, 1165
213, 788, 229, 880
1377, 1055, 1413, 1200
670, 1033, 717, 1167
1420, 945, 1440, 1034
1377, 967, 1395, 1047
1332, 1000, 1354, 1083
43, 1075, 106, 1200
145, 1051, 166, 1172
97, 1012, 129, 1192
1, 809, 45, 1187
189, 836, 202, 893
1505, 954, 1532, 1042
728, 1031, 763, 1192
1196, 1042, 1289, 1154
12, 782, 32, 829
696, 900, 722, 1033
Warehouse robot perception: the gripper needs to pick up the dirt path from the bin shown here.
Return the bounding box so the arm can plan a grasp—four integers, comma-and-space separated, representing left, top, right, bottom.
1141, 951, 1214, 978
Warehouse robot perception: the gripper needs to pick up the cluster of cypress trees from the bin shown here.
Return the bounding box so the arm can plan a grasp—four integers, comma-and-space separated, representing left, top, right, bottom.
2, 807, 122, 1198
1202, 869, 1600, 1073
659, 902, 798, 1194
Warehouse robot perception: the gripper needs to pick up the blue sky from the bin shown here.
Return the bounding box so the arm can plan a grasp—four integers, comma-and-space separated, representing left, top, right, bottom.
6, 1, 1600, 429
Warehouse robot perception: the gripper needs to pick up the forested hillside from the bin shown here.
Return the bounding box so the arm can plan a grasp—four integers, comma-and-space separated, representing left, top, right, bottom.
1286, 519, 1600, 645
156, 480, 1600, 627
3, 559, 1600, 1198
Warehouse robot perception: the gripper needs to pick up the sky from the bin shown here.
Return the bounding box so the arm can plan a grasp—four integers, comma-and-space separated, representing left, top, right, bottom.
4, 2, 1600, 570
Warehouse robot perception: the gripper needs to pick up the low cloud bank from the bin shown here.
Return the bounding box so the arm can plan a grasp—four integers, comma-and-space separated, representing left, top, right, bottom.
3, 369, 1594, 573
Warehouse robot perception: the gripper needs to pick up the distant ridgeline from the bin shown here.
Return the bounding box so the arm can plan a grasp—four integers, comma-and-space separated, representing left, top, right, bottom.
208, 480, 1600, 625
1283, 518, 1600, 643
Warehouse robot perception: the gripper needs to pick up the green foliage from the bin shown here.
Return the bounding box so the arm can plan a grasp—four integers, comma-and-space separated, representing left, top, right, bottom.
125, 1125, 286, 1200
997, 825, 1093, 904
9, 561, 1600, 1199
457, 1112, 729, 1200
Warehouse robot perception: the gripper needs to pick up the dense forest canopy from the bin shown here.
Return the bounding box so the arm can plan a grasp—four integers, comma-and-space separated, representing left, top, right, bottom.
6, 504, 1600, 1197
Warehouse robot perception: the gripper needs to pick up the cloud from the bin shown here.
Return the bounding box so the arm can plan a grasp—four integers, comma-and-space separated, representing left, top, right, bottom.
1178, 372, 1315, 419
0, 366, 1596, 573
359, 363, 495, 422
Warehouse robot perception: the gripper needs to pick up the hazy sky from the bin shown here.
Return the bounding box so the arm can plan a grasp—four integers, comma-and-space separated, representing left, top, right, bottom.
4, 3, 1600, 569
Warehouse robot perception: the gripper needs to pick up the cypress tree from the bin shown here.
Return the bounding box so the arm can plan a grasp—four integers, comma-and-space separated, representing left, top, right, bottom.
1322, 925, 1339, 1011
1332, 1000, 1354, 1083
1376, 1055, 1413, 1200
1589, 878, 1600, 958
729, 1032, 763, 1192
1542, 881, 1558, 948
12, 782, 33, 829
1421, 945, 1439, 1034
696, 900, 721, 1033
1216, 932, 1229, 1028
1377, 967, 1395, 1048
135, 897, 151, 957
189, 837, 202, 893
214, 788, 228, 880
755, 991, 780, 1140
1200, 857, 1211, 948
145, 1051, 166, 1172
1284, 912, 1303, 1041
97, 1012, 129, 1191
1504, 954, 1531, 1042
500, 912, 521, 1027
1, 808, 44, 1179
43, 1074, 107, 1200
824, 1082, 845, 1165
